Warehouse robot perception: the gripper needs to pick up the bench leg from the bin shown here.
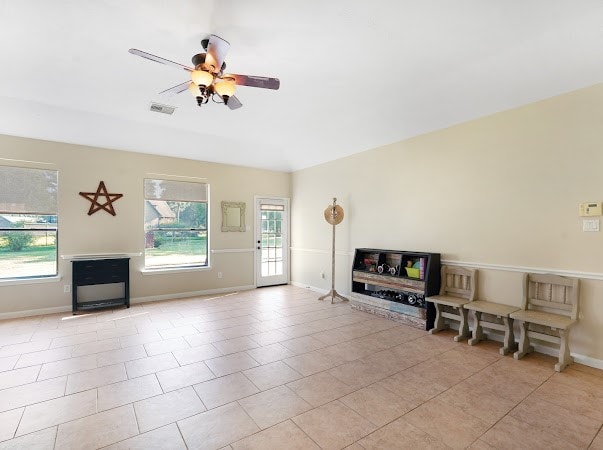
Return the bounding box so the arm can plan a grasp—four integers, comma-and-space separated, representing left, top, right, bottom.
454, 307, 470, 342
513, 320, 533, 360
500, 317, 517, 356
555, 329, 573, 372
468, 311, 484, 346
429, 303, 447, 334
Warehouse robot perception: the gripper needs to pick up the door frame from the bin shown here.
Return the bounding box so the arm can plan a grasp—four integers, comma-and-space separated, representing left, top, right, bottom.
254, 196, 290, 287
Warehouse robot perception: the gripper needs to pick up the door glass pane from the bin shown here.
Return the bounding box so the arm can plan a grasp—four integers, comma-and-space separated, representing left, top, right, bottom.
260, 204, 284, 277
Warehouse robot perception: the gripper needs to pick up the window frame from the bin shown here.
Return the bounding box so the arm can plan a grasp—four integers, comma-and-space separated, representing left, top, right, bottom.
0, 165, 59, 281
143, 179, 209, 270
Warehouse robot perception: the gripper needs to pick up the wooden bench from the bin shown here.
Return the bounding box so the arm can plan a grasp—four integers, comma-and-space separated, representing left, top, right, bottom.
463, 300, 520, 355
427, 265, 476, 342
510, 273, 580, 372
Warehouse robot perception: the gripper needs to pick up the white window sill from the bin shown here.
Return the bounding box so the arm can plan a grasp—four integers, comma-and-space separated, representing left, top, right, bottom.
0, 275, 62, 287
141, 266, 211, 275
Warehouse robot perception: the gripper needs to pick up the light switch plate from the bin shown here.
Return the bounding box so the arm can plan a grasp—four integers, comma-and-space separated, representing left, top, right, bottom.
579, 202, 602, 217
582, 219, 600, 232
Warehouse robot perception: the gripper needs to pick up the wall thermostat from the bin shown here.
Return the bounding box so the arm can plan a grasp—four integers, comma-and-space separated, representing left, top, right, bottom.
579, 202, 602, 217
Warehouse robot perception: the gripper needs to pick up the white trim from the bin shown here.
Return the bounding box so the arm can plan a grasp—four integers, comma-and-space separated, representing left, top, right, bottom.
141, 266, 211, 275
290, 280, 351, 296
0, 275, 62, 287
290, 247, 353, 257
572, 353, 603, 370
0, 158, 55, 167
441, 259, 603, 281
211, 248, 255, 254
0, 285, 256, 319
144, 173, 207, 181
131, 285, 255, 304
61, 253, 141, 260
290, 281, 328, 295
0, 305, 71, 320
447, 328, 603, 370
289, 247, 603, 281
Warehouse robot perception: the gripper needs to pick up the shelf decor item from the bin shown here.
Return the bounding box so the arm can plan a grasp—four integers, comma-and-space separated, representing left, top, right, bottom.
405, 267, 420, 278
79, 181, 123, 216
318, 198, 349, 304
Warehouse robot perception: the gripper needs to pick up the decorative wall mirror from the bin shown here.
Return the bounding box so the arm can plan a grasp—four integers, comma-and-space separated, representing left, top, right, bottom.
221, 201, 246, 232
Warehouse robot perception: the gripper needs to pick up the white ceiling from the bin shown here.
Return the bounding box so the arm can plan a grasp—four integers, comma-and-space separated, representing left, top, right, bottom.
0, 1, 601, 172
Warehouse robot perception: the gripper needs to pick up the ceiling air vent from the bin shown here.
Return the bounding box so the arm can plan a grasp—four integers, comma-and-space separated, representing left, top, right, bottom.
149, 103, 176, 115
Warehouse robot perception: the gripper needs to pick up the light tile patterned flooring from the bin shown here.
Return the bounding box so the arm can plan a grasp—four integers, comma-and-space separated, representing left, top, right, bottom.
0, 285, 602, 449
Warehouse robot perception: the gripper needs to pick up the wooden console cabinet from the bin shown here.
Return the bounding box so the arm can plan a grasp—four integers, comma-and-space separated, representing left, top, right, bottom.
72, 258, 130, 313
350, 248, 440, 330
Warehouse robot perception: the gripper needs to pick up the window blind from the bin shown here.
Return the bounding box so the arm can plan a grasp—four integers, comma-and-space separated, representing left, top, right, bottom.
0, 166, 58, 214
144, 179, 208, 202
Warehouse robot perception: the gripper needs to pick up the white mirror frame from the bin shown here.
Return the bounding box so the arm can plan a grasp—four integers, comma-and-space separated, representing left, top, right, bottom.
221, 201, 246, 232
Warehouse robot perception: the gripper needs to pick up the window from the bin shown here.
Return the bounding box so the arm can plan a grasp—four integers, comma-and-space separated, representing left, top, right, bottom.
0, 166, 58, 280
144, 178, 208, 269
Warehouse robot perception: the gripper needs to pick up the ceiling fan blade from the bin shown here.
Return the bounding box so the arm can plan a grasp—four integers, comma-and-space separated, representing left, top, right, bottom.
128, 49, 193, 72
227, 95, 243, 110
159, 81, 191, 96
205, 35, 230, 72
227, 74, 280, 90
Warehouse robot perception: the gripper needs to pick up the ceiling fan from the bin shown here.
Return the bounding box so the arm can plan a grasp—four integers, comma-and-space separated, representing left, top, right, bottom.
129, 34, 280, 110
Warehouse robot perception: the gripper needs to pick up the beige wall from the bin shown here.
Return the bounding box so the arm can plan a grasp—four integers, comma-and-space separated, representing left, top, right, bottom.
291, 83, 603, 362
0, 136, 290, 314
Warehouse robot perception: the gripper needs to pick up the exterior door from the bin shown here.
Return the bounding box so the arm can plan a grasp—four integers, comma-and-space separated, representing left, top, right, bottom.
255, 197, 289, 287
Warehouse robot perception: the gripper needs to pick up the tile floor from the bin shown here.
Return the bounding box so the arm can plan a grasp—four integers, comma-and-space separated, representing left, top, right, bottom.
0, 285, 602, 449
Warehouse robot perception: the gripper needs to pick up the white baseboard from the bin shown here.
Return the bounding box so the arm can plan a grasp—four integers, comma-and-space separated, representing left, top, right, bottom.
290, 281, 351, 297
0, 305, 71, 320
455, 327, 603, 370
290, 281, 328, 295
131, 285, 256, 304
0, 285, 257, 320
571, 353, 603, 370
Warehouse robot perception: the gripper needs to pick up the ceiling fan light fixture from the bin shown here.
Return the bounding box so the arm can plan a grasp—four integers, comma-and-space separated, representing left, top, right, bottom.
214, 80, 236, 106
191, 69, 213, 88
214, 80, 236, 97
188, 82, 202, 97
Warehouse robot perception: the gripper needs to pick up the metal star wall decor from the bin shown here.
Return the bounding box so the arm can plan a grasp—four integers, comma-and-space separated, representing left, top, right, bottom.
79, 181, 123, 216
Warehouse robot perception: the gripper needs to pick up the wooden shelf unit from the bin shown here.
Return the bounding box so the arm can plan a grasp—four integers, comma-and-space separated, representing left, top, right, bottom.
350, 248, 440, 330
72, 258, 130, 314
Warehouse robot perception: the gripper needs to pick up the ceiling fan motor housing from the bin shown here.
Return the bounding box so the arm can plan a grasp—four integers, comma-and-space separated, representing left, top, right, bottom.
192, 53, 226, 74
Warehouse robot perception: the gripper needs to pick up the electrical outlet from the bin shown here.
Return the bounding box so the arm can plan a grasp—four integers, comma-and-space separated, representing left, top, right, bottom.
64, 284, 71, 293
320, 272, 325, 279
217, 272, 223, 279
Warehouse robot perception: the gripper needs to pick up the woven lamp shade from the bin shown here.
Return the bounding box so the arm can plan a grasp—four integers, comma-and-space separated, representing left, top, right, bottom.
324, 204, 344, 225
